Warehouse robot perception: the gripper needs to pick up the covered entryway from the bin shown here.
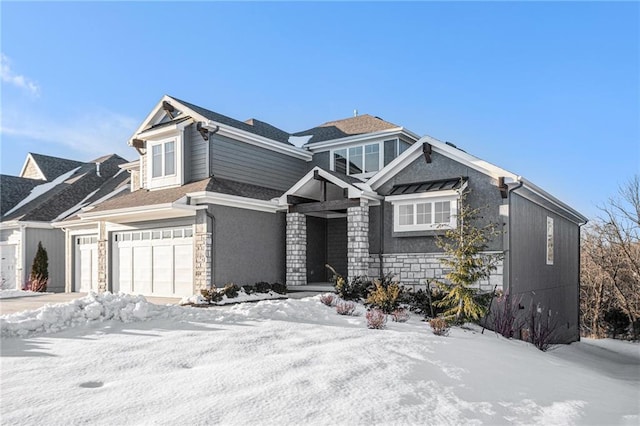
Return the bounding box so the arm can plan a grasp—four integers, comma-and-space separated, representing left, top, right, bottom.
74, 236, 98, 292
0, 243, 17, 290
279, 167, 380, 287
111, 227, 194, 297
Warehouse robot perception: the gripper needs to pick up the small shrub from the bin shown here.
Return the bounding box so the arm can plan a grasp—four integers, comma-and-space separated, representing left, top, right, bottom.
366, 280, 401, 314
366, 309, 387, 329
222, 283, 240, 299
335, 275, 370, 301
320, 294, 336, 307
255, 282, 271, 293
492, 293, 524, 339
29, 242, 49, 292
391, 308, 410, 323
271, 282, 287, 295
429, 317, 450, 336
526, 304, 559, 351
200, 287, 222, 303
336, 301, 356, 316
24, 276, 48, 293
405, 286, 447, 318
242, 285, 255, 295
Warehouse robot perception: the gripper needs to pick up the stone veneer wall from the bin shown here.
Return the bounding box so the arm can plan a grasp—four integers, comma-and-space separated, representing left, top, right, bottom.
368, 252, 503, 292
97, 221, 108, 292
347, 200, 369, 279
194, 209, 212, 291
286, 212, 306, 286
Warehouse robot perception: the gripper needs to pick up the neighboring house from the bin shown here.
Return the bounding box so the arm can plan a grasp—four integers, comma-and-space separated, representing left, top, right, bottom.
62, 95, 587, 342
0, 153, 129, 292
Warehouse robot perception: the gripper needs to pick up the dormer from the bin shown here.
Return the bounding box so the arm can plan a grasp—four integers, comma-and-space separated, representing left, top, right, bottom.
295, 114, 419, 180
129, 98, 194, 190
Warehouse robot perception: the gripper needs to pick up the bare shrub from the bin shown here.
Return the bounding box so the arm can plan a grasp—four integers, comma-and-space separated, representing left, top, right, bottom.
319, 294, 336, 307
525, 305, 560, 351
336, 301, 356, 316
429, 317, 450, 336
24, 276, 48, 293
391, 308, 409, 323
492, 293, 524, 339
366, 309, 387, 329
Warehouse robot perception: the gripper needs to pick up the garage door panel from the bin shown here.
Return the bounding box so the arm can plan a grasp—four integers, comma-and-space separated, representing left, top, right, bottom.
152, 246, 173, 296
133, 246, 152, 295
117, 246, 133, 294
1, 245, 17, 290
174, 244, 193, 296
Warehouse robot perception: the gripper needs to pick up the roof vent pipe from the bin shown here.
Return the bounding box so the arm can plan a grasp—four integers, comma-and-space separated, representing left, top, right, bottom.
95, 162, 101, 177
354, 109, 358, 117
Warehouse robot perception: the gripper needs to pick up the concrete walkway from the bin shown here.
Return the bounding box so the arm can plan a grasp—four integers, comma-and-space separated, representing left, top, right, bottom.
0, 292, 182, 316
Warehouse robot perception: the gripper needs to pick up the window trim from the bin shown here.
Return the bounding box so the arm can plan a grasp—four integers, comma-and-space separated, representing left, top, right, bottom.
329, 138, 409, 177
546, 216, 554, 265
390, 192, 458, 232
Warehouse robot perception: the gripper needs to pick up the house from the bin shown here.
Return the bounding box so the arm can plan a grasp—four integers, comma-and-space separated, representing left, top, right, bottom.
0, 153, 129, 291
61, 95, 587, 342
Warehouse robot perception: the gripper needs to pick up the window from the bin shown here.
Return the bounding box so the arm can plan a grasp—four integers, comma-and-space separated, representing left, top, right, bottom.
392, 198, 456, 232
331, 142, 385, 176
151, 140, 176, 178
546, 216, 554, 265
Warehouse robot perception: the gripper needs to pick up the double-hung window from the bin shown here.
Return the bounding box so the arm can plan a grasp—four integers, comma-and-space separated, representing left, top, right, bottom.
151, 140, 176, 178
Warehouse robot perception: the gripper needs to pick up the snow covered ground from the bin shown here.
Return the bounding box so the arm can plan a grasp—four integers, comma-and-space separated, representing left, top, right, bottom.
1, 293, 638, 425
0, 290, 50, 299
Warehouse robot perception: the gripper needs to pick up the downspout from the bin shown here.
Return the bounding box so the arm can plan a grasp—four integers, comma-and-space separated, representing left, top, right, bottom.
576, 220, 587, 341
506, 179, 524, 296
379, 201, 384, 279
20, 224, 26, 289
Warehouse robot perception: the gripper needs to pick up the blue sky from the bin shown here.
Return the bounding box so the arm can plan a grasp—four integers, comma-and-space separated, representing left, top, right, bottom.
1, 1, 638, 220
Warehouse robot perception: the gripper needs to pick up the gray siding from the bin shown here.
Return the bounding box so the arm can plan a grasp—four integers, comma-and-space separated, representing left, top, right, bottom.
377, 152, 505, 254
311, 151, 330, 171
210, 134, 307, 191
509, 190, 580, 343
25, 228, 65, 293
186, 124, 209, 181
208, 205, 285, 286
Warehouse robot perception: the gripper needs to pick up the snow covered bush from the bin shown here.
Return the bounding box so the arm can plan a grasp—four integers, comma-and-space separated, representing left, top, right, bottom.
391, 308, 409, 323
200, 288, 222, 303
223, 283, 240, 299
336, 301, 356, 316
429, 317, 450, 336
366, 309, 387, 329
320, 294, 336, 307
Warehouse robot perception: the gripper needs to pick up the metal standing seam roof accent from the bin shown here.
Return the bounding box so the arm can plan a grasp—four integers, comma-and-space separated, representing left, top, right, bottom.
388, 177, 468, 196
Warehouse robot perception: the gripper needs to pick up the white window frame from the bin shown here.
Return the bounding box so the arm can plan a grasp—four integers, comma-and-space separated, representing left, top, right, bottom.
546, 216, 554, 265
330, 139, 409, 177
146, 135, 183, 189
388, 191, 459, 232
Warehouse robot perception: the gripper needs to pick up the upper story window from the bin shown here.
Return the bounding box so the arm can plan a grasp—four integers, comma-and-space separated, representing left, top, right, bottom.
151, 140, 176, 178
331, 138, 411, 176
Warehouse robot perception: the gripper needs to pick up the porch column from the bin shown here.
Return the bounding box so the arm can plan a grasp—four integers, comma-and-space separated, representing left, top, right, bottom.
97, 221, 107, 292
286, 212, 307, 286
347, 199, 369, 279
194, 209, 213, 291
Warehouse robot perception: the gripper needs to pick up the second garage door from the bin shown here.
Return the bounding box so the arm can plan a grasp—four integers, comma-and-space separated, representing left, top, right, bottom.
112, 227, 194, 297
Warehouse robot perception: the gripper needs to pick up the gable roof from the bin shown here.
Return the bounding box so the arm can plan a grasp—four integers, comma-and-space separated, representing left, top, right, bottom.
0, 175, 44, 216
20, 153, 84, 181
168, 96, 293, 145
293, 114, 401, 144
2, 154, 129, 223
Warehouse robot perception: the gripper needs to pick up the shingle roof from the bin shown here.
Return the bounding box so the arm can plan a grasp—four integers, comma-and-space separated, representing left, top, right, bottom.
27, 153, 85, 181
387, 177, 468, 196
0, 175, 44, 216
2, 154, 129, 222
168, 96, 293, 145
293, 114, 400, 144
86, 177, 283, 213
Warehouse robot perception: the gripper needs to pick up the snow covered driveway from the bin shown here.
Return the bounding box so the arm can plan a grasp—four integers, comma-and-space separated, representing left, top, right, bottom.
1, 293, 638, 425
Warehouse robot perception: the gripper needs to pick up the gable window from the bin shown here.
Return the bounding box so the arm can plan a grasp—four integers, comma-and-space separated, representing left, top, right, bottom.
331, 139, 412, 175
151, 140, 176, 178
546, 216, 554, 265
391, 197, 457, 232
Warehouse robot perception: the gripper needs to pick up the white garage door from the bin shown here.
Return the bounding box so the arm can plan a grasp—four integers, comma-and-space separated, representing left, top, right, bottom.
1, 244, 18, 290
75, 236, 98, 292
112, 227, 194, 297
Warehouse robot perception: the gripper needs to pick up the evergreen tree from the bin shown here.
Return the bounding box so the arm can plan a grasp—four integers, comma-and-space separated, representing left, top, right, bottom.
30, 241, 49, 292
434, 191, 502, 322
